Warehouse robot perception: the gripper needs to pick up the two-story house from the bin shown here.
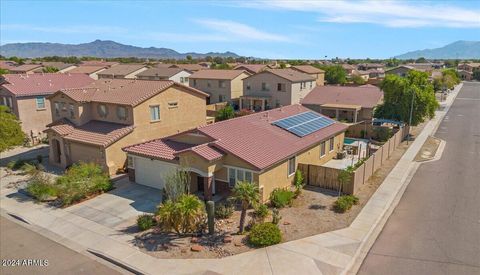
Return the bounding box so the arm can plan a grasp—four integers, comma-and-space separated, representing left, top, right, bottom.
0, 73, 95, 143
45, 79, 208, 175
135, 68, 191, 86
189, 70, 250, 105
239, 69, 316, 111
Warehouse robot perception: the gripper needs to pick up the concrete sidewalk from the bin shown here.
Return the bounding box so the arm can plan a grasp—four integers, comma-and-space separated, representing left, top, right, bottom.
0, 84, 462, 275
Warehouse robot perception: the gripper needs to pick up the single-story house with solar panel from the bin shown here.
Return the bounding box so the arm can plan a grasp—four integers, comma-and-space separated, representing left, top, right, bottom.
123, 104, 347, 201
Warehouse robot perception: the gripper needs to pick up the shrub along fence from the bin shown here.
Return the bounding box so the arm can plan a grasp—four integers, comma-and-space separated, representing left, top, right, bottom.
299, 126, 408, 195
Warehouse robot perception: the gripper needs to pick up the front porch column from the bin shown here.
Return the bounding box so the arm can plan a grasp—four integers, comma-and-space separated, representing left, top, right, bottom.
353, 110, 358, 123
239, 98, 243, 110
203, 176, 213, 200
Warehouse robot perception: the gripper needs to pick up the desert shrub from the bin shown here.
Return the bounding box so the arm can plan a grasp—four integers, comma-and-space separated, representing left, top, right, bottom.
26, 173, 57, 202
334, 195, 359, 213
137, 214, 156, 231
269, 188, 294, 208
215, 202, 234, 219
156, 194, 206, 235
373, 127, 392, 142
55, 162, 112, 206
7, 159, 31, 170
248, 222, 282, 247
163, 168, 190, 202
253, 204, 269, 223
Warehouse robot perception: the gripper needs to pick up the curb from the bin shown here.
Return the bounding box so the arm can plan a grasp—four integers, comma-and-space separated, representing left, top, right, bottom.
344, 83, 462, 275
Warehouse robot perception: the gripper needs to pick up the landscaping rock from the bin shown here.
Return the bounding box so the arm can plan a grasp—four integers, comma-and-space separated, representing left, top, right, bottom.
283, 221, 291, 225
191, 245, 203, 252
234, 241, 243, 247
223, 236, 233, 243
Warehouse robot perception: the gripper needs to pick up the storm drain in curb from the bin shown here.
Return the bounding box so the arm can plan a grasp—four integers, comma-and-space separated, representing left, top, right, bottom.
87, 249, 145, 275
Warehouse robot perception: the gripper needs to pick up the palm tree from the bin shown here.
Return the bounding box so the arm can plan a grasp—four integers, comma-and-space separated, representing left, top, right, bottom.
232, 181, 260, 233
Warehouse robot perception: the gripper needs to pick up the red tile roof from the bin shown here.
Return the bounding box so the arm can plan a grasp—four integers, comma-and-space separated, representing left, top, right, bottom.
55, 79, 208, 106
1, 73, 95, 97
8, 64, 43, 73
233, 64, 268, 74
124, 105, 347, 170
68, 65, 107, 74
291, 65, 324, 74
48, 119, 134, 147
302, 85, 383, 108
252, 69, 315, 82
177, 143, 225, 161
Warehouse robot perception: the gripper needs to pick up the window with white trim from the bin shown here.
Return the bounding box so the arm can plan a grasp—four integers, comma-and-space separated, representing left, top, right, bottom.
150, 105, 160, 121
117, 106, 127, 120
228, 167, 253, 187
97, 104, 108, 117
320, 141, 326, 157
288, 156, 296, 176
329, 137, 334, 152
36, 97, 45, 109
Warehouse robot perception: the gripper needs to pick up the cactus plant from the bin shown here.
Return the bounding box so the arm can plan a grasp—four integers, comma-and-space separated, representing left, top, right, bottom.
206, 200, 215, 234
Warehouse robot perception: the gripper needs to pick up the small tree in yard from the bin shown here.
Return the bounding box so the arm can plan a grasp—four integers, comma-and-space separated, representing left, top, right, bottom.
164, 168, 191, 202
337, 169, 352, 196
0, 106, 26, 152
293, 170, 304, 195
215, 105, 235, 121
232, 181, 260, 233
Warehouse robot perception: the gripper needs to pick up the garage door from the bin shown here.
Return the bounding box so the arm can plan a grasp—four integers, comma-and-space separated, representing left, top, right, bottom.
134, 157, 178, 189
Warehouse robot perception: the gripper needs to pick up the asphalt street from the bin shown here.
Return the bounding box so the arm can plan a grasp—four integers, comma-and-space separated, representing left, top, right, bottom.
359, 82, 480, 275
0, 216, 123, 275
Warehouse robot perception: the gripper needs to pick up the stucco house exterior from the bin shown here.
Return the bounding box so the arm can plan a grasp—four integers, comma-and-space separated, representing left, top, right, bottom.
291, 65, 325, 86
45, 79, 208, 175
301, 85, 383, 123
0, 73, 95, 143
97, 64, 148, 79
239, 69, 316, 111
123, 104, 347, 201
136, 68, 191, 86
189, 69, 250, 105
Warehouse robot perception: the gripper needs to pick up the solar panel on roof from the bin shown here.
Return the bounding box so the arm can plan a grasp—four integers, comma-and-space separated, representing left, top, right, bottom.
272, 111, 334, 137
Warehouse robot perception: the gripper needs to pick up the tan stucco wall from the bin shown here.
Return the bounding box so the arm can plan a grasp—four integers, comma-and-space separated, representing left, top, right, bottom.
189, 73, 249, 104
258, 132, 344, 201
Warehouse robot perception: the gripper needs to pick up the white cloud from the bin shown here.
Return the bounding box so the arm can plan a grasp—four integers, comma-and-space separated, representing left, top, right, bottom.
193, 19, 290, 42
239, 0, 480, 28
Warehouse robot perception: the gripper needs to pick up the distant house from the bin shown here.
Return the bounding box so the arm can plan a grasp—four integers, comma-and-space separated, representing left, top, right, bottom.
97, 64, 148, 79
240, 69, 316, 111
0, 60, 18, 71
457, 70, 473, 81
233, 64, 269, 74
357, 63, 385, 71
341, 64, 356, 75
189, 69, 250, 105
38, 62, 77, 73
67, 65, 108, 80
351, 70, 370, 81
136, 68, 191, 86
8, 64, 43, 74
45, 79, 208, 175
291, 65, 325, 86
0, 73, 94, 142
170, 64, 206, 72
301, 85, 383, 123
80, 60, 119, 67
457, 62, 480, 73
123, 104, 347, 201
385, 65, 416, 77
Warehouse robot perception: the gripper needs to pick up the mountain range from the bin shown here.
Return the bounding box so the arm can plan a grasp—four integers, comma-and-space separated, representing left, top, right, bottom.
394, 40, 480, 59
0, 40, 240, 59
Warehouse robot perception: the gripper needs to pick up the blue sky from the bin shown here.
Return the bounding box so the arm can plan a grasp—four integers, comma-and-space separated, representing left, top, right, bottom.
1, 0, 479, 59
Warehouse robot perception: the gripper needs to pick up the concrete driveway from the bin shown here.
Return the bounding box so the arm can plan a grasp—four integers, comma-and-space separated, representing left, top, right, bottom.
65, 178, 162, 230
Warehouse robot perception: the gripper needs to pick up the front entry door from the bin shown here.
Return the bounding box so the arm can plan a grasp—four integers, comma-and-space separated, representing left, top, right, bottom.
197, 176, 204, 192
